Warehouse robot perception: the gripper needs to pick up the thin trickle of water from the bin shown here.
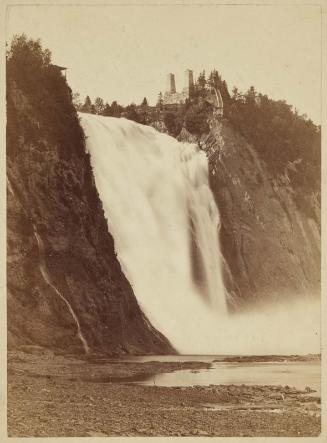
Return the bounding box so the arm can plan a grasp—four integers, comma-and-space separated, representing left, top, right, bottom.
7, 175, 89, 354
33, 227, 90, 354
6, 176, 15, 197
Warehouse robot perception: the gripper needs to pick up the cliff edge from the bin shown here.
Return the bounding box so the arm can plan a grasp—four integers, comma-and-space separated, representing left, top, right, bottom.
202, 118, 320, 308
6, 36, 174, 355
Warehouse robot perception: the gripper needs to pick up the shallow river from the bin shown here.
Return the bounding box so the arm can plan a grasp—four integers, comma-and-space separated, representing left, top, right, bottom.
119, 356, 321, 394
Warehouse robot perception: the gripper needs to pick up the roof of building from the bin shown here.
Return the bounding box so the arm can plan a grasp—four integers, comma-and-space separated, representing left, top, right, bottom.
51, 65, 67, 71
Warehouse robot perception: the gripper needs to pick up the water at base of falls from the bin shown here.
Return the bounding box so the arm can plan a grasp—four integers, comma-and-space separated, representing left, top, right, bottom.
80, 113, 320, 355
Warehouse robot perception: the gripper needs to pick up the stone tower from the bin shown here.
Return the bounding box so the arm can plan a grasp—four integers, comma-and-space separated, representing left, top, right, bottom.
184, 69, 194, 97
166, 73, 176, 94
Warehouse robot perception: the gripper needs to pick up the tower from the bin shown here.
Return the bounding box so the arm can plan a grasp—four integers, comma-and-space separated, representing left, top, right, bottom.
184, 69, 194, 97
166, 73, 176, 94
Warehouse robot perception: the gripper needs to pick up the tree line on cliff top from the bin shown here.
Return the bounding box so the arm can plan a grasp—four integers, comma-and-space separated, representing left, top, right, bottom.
6, 34, 84, 161
76, 69, 320, 219
73, 69, 229, 134
7, 35, 321, 219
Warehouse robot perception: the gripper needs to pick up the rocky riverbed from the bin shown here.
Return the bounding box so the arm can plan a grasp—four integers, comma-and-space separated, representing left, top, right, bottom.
7, 349, 321, 437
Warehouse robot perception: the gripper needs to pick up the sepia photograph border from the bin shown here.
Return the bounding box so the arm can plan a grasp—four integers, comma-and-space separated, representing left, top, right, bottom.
0, 0, 326, 442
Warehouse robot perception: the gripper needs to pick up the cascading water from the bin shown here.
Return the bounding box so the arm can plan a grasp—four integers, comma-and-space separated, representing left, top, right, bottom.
81, 113, 226, 353
80, 113, 320, 355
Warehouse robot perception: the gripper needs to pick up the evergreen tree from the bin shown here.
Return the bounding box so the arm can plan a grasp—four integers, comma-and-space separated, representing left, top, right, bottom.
246, 86, 256, 104
196, 70, 206, 90
125, 103, 139, 123
81, 95, 92, 113
110, 100, 123, 117
94, 97, 105, 115
232, 87, 240, 100
207, 70, 230, 106
208, 70, 219, 88
184, 101, 211, 135
102, 102, 112, 116
227, 84, 320, 219
141, 97, 148, 107
72, 92, 82, 111
163, 112, 183, 136
157, 92, 163, 108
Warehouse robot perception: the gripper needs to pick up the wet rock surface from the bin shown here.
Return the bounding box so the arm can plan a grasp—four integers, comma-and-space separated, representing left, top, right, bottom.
7, 80, 174, 355
8, 351, 320, 437
184, 119, 320, 307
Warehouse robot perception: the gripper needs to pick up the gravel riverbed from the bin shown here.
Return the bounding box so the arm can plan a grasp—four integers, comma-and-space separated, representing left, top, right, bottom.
7, 350, 321, 437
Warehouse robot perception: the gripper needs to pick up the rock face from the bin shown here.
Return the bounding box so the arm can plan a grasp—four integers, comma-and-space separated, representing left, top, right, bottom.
7, 80, 174, 355
176, 127, 198, 144
200, 119, 320, 307
150, 120, 168, 134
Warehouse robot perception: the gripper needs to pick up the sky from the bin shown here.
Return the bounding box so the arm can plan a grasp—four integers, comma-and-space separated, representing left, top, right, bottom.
6, 4, 322, 123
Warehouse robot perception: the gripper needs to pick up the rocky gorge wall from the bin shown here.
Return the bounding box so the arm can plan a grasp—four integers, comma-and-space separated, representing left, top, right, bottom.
199, 119, 321, 308
7, 80, 174, 355
6, 62, 320, 355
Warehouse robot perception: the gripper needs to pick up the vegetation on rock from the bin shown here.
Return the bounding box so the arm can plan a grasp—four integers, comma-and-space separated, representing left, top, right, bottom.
7, 34, 85, 160
76, 66, 320, 220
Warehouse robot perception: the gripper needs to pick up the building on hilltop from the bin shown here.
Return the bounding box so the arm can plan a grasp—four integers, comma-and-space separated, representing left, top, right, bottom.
162, 69, 224, 117
163, 69, 194, 105
167, 73, 176, 94
184, 69, 195, 97
51, 65, 67, 78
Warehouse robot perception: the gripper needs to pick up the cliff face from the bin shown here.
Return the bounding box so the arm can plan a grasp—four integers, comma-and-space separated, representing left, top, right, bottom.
7, 80, 174, 355
201, 119, 320, 308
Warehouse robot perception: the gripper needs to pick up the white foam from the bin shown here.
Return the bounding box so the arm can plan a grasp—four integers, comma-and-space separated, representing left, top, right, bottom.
80, 113, 320, 355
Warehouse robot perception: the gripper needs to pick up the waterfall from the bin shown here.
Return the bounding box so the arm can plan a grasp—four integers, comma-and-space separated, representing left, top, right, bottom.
81, 113, 226, 353
80, 114, 320, 355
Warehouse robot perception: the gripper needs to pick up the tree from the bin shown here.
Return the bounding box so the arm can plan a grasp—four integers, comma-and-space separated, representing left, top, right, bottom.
196, 70, 206, 90
94, 97, 105, 115
208, 70, 220, 89
6, 34, 51, 83
6, 34, 84, 158
232, 87, 240, 100
246, 86, 256, 104
72, 92, 82, 111
141, 97, 148, 107
102, 102, 112, 116
157, 92, 163, 108
125, 103, 139, 123
162, 106, 185, 136
164, 112, 179, 136
184, 101, 211, 135
206, 70, 230, 109
81, 96, 92, 113
111, 100, 123, 117
222, 81, 230, 99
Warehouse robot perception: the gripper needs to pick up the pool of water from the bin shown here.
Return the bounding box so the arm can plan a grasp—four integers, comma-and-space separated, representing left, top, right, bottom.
117, 357, 321, 394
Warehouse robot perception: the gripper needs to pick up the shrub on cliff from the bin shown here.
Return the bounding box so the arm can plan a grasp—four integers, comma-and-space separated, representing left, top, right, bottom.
163, 112, 183, 136
183, 100, 212, 135
6, 34, 84, 159
227, 87, 321, 218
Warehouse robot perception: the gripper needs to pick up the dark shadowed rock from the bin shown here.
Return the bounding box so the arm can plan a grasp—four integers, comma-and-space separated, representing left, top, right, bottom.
200, 118, 320, 307
7, 79, 174, 355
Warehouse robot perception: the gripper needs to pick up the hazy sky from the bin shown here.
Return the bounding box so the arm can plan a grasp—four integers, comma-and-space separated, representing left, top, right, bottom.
6, 4, 322, 123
